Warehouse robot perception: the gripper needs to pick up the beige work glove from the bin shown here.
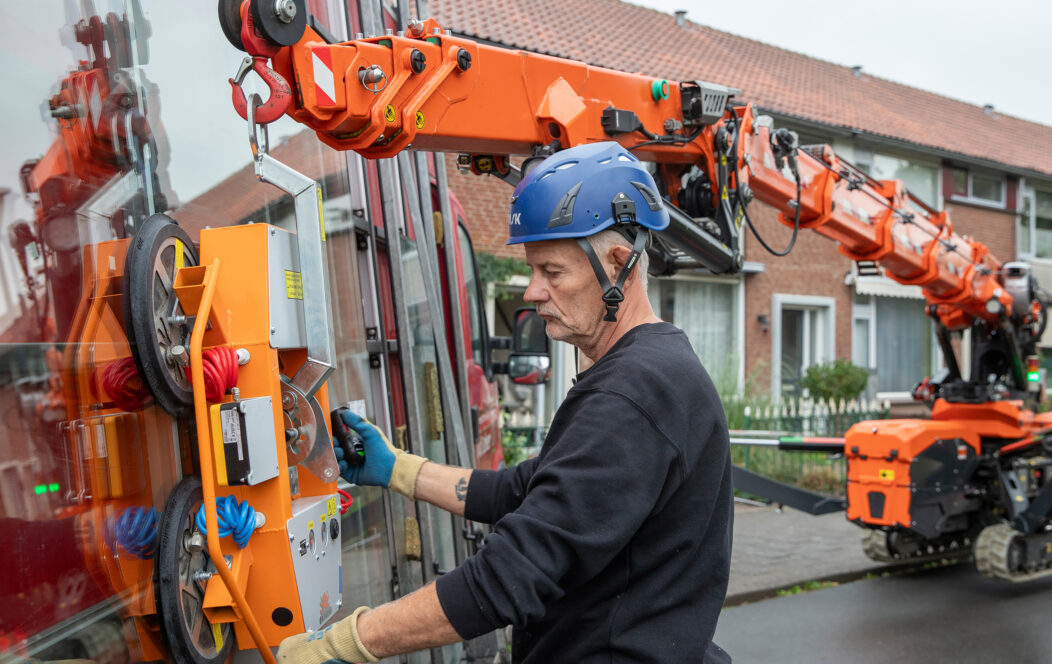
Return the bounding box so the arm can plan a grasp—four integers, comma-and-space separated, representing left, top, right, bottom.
276, 606, 379, 664
335, 410, 427, 499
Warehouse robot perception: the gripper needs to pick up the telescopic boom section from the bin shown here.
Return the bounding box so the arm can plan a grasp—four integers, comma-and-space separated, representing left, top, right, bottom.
271, 18, 1009, 330
737, 123, 1008, 331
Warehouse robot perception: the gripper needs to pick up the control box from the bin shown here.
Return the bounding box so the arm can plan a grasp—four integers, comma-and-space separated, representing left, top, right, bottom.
286, 494, 343, 631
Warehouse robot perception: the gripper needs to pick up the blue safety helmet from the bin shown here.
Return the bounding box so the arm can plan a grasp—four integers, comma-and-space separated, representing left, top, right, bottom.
506, 142, 669, 322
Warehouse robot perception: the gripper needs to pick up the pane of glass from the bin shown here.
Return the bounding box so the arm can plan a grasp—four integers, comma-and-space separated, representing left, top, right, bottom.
853, 318, 871, 368
397, 230, 459, 584
1036, 191, 1052, 259
971, 173, 1003, 203
952, 168, 969, 197
0, 2, 396, 659
870, 153, 937, 206
458, 225, 484, 367
875, 296, 931, 392
781, 308, 804, 395
1019, 194, 1033, 255
669, 279, 737, 385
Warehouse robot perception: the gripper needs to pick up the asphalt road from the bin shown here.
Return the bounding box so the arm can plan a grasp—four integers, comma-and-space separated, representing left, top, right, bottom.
713, 563, 1052, 663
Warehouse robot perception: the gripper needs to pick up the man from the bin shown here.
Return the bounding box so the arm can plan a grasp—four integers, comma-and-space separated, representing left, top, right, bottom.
278, 141, 733, 663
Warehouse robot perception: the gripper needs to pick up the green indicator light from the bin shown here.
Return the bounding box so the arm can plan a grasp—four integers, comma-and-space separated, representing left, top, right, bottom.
34, 485, 47, 495
48, 483, 60, 492
1028, 371, 1041, 382
780, 436, 804, 444
650, 79, 670, 101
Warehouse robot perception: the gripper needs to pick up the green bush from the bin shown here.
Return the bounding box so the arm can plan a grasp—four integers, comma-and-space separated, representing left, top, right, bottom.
799, 358, 869, 403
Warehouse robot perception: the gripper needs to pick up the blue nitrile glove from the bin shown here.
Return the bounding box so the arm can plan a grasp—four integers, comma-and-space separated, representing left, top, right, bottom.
333, 410, 427, 498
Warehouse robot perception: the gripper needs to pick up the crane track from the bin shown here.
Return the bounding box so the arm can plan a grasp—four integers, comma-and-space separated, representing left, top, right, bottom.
974, 522, 1052, 582
861, 529, 972, 565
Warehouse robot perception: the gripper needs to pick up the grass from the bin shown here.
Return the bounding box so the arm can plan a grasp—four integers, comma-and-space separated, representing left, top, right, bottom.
775, 580, 839, 597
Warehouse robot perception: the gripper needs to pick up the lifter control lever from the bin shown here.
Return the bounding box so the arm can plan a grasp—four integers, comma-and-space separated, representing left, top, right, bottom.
331, 407, 366, 468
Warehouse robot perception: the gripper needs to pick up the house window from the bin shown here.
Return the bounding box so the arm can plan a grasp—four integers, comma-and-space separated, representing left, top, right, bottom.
772, 295, 835, 398
869, 153, 938, 207
873, 296, 934, 393
651, 276, 742, 390
950, 166, 1005, 206
1034, 190, 1052, 260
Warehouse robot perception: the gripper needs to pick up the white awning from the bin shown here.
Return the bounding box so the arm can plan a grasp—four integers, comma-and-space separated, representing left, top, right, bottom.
846, 274, 925, 299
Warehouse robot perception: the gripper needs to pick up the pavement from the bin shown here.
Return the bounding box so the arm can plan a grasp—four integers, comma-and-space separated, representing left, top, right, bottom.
716, 564, 1052, 662
725, 501, 894, 605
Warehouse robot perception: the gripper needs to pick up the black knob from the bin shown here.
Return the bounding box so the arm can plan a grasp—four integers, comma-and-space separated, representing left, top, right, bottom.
330, 518, 340, 540
410, 49, 427, 74
456, 48, 472, 71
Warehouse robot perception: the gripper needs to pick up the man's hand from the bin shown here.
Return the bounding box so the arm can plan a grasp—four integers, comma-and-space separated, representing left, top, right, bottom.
276, 606, 378, 664
333, 410, 427, 499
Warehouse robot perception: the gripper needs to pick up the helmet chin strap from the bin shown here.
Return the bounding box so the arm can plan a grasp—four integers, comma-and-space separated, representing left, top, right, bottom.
576, 229, 649, 322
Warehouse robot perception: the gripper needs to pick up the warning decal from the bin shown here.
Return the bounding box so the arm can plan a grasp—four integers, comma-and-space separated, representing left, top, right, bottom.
285, 270, 303, 300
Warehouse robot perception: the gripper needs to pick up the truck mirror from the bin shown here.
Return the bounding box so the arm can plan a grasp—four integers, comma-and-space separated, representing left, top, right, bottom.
506, 308, 550, 384
509, 355, 551, 385
512, 308, 548, 355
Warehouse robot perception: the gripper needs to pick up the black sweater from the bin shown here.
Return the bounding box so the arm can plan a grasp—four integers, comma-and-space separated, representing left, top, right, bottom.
435, 322, 733, 663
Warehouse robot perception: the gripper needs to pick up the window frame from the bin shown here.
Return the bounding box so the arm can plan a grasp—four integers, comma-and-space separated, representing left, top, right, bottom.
949, 165, 1007, 208
771, 294, 836, 399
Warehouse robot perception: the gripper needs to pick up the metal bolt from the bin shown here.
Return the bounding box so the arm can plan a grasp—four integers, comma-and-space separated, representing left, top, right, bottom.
236, 348, 251, 365
456, 48, 472, 71
271, 327, 277, 335
233, 387, 242, 403
187, 532, 204, 554
166, 314, 187, 325
274, 0, 297, 23
193, 570, 214, 583
168, 345, 189, 368
407, 19, 424, 35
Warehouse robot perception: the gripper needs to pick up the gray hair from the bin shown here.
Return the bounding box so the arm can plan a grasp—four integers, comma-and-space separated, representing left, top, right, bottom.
585, 229, 649, 292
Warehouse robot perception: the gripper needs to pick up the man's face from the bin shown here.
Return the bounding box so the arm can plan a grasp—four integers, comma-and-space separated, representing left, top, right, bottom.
523, 239, 606, 347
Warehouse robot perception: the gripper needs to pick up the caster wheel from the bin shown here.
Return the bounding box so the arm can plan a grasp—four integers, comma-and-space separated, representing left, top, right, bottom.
123, 213, 198, 416
155, 477, 235, 664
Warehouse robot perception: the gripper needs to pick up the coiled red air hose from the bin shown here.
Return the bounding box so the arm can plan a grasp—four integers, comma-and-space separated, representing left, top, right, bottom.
100, 357, 153, 411
185, 346, 239, 402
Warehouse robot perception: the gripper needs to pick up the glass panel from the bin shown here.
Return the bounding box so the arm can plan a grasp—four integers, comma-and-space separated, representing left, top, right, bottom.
669, 279, 737, 383
952, 168, 969, 197
971, 172, 1003, 203
781, 308, 804, 396
1019, 194, 1033, 256
875, 296, 931, 392
1034, 191, 1052, 259
0, 2, 395, 660
395, 230, 461, 661
853, 318, 871, 368
870, 153, 937, 206
457, 225, 484, 367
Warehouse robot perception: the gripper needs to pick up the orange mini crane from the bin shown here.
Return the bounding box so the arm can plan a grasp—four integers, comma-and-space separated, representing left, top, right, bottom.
211, 0, 1052, 588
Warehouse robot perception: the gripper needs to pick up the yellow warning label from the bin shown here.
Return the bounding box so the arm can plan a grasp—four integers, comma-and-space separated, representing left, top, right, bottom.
327, 497, 337, 517
415, 110, 425, 129
212, 623, 223, 650
384, 104, 396, 123
317, 185, 326, 242
308, 520, 314, 531
175, 239, 184, 269
878, 469, 895, 481
285, 270, 303, 300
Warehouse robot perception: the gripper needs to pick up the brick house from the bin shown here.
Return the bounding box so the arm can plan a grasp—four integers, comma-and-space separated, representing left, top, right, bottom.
431, 0, 1052, 407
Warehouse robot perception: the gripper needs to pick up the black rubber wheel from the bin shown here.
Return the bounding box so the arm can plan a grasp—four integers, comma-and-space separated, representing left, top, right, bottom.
124, 213, 198, 416
155, 477, 235, 664
250, 0, 308, 47
218, 0, 246, 51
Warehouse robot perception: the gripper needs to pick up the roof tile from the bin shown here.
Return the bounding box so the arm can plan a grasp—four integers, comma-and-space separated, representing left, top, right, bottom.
432, 0, 1052, 176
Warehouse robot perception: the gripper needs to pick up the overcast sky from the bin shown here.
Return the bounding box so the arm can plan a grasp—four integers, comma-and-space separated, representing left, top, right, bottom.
630, 0, 1052, 127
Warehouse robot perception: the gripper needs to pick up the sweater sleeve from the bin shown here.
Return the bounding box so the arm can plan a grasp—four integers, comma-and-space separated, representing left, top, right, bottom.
435, 390, 681, 638
463, 456, 540, 524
